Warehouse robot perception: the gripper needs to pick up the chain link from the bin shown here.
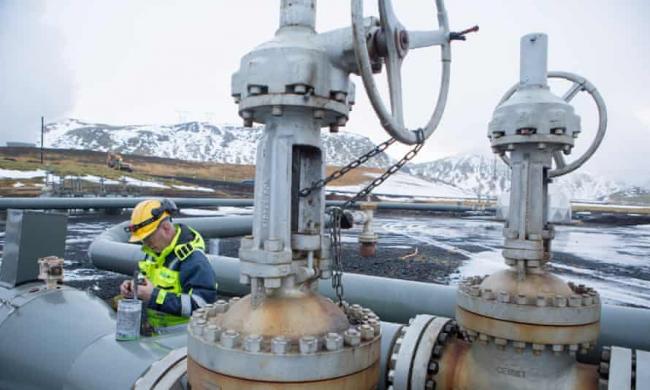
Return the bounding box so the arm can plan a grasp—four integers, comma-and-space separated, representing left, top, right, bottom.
299, 137, 396, 197
323, 139, 426, 305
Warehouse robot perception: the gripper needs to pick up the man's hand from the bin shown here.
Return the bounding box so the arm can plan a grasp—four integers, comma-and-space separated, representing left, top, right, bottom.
120, 280, 134, 298
137, 277, 154, 303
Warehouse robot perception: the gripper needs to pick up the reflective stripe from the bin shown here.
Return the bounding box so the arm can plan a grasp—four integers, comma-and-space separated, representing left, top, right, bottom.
181, 294, 192, 317
156, 289, 167, 305
191, 294, 208, 308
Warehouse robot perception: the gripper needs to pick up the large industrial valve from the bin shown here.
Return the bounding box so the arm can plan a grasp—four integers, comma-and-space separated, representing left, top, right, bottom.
352, 0, 475, 145
493, 71, 608, 178
191, 1, 462, 389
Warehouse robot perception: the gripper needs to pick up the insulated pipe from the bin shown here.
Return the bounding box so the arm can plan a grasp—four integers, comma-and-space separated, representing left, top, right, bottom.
90, 248, 650, 359
0, 197, 254, 210
0, 197, 494, 213
0, 283, 187, 390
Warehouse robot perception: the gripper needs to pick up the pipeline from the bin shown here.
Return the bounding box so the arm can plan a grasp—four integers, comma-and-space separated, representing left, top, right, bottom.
0, 196, 494, 213
0, 197, 254, 210
89, 231, 650, 361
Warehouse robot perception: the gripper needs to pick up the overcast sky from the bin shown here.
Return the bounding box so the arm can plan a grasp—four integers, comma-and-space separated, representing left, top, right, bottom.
0, 0, 648, 183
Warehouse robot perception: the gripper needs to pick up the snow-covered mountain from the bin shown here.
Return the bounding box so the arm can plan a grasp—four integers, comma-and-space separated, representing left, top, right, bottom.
44, 119, 395, 168
42, 119, 641, 202
410, 153, 625, 202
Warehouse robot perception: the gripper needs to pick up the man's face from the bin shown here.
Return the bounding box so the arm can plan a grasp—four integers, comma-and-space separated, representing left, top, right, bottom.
143, 222, 170, 253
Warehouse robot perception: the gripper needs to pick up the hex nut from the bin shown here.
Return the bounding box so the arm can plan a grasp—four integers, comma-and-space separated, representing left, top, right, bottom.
516, 294, 528, 305
271, 336, 289, 354
359, 324, 374, 341
483, 289, 495, 300
325, 332, 344, 351
214, 300, 229, 313
536, 295, 547, 307
498, 291, 510, 303
192, 319, 207, 336
555, 295, 567, 307
264, 277, 282, 289
293, 84, 308, 94
344, 329, 361, 346
367, 319, 381, 335
204, 324, 222, 343
470, 286, 481, 297
220, 330, 240, 349
299, 336, 319, 354
244, 334, 263, 352
428, 362, 439, 375
568, 295, 582, 307
552, 344, 564, 353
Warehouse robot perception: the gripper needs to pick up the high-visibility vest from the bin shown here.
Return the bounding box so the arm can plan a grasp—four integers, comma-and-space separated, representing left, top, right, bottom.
138, 225, 205, 328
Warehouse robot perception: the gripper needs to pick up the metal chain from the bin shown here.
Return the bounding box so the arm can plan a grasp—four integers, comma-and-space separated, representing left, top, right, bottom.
328, 207, 345, 305
326, 140, 426, 305
299, 137, 396, 197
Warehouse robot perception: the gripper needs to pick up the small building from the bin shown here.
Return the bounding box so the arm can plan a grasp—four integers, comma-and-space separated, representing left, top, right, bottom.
5, 142, 37, 148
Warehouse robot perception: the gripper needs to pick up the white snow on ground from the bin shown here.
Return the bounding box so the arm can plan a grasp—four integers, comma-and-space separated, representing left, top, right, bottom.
180, 207, 253, 216
328, 172, 471, 199
0, 168, 47, 179
119, 176, 168, 188
12, 182, 25, 188
172, 185, 214, 192
354, 216, 650, 308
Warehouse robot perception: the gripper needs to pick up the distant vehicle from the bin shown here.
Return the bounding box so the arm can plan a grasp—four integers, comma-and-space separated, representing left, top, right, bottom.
240, 179, 254, 186
106, 151, 133, 172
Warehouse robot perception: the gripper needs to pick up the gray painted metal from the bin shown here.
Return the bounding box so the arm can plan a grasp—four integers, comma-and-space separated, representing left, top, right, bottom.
0, 210, 67, 288
379, 321, 403, 390
351, 0, 451, 145
0, 196, 494, 213
392, 315, 435, 389
0, 282, 187, 390
91, 251, 650, 358
608, 346, 633, 390
636, 350, 650, 390
0, 197, 254, 210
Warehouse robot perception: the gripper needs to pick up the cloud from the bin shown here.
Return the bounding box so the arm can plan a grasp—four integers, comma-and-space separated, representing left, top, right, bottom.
0, 0, 74, 145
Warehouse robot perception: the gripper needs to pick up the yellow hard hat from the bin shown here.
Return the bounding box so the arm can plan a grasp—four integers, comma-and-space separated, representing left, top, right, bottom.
125, 199, 177, 242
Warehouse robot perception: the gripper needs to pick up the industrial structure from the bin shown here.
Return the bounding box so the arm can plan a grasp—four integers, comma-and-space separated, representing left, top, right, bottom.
0, 1, 648, 389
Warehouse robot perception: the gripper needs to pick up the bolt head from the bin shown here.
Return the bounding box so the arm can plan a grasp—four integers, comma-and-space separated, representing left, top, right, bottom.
299, 336, 319, 354
344, 328, 361, 346
244, 334, 263, 352
220, 329, 240, 349
271, 336, 289, 354
359, 324, 374, 340
325, 332, 344, 351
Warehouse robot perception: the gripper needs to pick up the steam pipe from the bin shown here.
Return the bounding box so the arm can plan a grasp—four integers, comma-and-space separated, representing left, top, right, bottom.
0, 197, 254, 210
0, 196, 495, 213
90, 237, 650, 361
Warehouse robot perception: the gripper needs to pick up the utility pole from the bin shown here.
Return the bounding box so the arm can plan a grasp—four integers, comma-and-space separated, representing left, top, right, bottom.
40, 116, 44, 164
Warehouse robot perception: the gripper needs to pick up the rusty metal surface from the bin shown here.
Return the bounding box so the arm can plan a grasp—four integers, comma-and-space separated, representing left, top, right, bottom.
456, 306, 599, 345
435, 337, 598, 390
359, 243, 376, 257
219, 290, 349, 339
481, 270, 572, 297
188, 357, 379, 390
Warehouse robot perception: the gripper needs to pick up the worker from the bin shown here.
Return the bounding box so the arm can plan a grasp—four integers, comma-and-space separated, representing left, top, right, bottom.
120, 199, 217, 331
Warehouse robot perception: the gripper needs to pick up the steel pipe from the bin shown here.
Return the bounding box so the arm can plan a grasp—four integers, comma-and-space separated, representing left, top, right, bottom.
0, 197, 494, 213
0, 282, 187, 390
0, 197, 254, 210
90, 244, 650, 360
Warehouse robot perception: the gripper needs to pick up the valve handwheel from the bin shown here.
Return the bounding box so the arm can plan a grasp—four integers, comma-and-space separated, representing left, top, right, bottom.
498, 71, 608, 178
352, 0, 474, 145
